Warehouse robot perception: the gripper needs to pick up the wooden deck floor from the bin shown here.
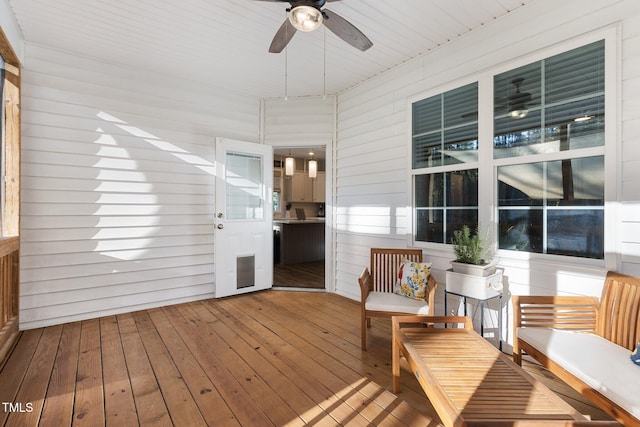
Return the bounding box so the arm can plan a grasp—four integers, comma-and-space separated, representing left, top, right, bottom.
273, 261, 325, 289
0, 291, 612, 426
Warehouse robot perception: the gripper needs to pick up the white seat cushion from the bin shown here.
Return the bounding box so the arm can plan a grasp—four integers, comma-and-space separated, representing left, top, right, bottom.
365, 291, 431, 314
517, 327, 640, 419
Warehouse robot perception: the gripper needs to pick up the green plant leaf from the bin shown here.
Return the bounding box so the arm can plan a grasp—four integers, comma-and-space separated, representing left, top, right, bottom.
452, 225, 488, 265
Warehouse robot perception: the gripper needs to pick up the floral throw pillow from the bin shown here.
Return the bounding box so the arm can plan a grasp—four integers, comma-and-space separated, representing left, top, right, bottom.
632, 342, 640, 366
394, 261, 432, 301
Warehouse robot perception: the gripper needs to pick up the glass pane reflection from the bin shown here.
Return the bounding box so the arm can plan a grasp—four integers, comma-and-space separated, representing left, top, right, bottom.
416, 210, 444, 243
547, 210, 604, 258
498, 156, 604, 258
494, 40, 604, 159
415, 169, 478, 243
413, 82, 478, 168
499, 209, 543, 253
226, 152, 264, 220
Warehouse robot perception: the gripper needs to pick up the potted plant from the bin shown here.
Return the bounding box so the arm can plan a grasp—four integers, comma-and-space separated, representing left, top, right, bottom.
450, 225, 496, 277
446, 225, 503, 300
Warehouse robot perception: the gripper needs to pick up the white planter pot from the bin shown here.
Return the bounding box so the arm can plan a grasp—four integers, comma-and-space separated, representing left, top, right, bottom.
445, 269, 503, 300
450, 260, 497, 277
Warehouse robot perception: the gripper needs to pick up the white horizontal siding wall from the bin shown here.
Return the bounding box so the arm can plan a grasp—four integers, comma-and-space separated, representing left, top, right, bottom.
263, 96, 335, 147
620, 11, 640, 277
334, 0, 640, 313
334, 63, 423, 301
20, 43, 260, 329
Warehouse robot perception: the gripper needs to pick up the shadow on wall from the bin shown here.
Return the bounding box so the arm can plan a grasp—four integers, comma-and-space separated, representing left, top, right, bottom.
20, 109, 217, 327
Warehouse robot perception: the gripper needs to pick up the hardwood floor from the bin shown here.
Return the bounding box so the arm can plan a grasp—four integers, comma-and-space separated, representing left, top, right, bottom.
0, 291, 613, 426
273, 261, 325, 289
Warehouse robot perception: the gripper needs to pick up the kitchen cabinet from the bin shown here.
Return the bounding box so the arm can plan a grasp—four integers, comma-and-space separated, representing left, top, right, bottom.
287, 171, 325, 202
290, 172, 313, 201
312, 172, 325, 202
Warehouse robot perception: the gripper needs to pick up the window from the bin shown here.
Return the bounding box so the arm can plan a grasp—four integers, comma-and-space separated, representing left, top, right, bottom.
411, 37, 609, 261
412, 83, 479, 244
495, 40, 605, 259
225, 152, 264, 220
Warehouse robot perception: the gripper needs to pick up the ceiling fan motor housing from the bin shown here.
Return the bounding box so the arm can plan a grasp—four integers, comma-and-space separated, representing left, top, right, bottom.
264, 0, 373, 53
287, 0, 326, 11
288, 3, 324, 32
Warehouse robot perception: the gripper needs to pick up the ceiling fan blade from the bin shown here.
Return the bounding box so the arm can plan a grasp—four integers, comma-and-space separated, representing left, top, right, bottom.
269, 18, 297, 53
322, 9, 372, 51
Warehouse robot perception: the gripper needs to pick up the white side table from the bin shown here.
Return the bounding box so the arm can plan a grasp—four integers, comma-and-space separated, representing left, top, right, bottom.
444, 269, 503, 350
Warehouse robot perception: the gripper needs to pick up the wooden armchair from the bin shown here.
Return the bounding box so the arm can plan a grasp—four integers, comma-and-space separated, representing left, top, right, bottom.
358, 248, 437, 350
512, 271, 640, 425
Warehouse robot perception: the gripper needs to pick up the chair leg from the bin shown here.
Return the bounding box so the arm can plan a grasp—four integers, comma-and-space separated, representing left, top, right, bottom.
513, 353, 522, 366
513, 339, 522, 366
361, 314, 367, 351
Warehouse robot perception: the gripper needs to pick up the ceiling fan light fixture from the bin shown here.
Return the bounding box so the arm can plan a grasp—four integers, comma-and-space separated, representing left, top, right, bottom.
574, 114, 593, 122
508, 108, 528, 119
289, 5, 323, 32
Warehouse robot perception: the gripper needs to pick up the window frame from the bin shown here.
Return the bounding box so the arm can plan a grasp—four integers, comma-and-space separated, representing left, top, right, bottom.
408, 27, 619, 271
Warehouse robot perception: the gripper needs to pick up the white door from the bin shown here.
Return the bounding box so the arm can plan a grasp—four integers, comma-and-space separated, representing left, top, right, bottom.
214, 138, 273, 298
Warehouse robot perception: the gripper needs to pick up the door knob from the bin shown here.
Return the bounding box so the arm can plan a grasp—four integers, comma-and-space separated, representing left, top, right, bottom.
217, 224, 224, 230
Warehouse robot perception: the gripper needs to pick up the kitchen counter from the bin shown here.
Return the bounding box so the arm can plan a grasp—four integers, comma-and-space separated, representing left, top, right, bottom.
273, 219, 325, 265
273, 217, 325, 225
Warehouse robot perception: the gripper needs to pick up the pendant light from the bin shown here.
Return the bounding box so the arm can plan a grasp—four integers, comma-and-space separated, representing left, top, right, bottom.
285, 153, 295, 176
308, 149, 317, 179
308, 159, 318, 179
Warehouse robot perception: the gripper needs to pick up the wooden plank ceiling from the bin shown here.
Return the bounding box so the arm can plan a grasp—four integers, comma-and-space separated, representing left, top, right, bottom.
8, 0, 535, 99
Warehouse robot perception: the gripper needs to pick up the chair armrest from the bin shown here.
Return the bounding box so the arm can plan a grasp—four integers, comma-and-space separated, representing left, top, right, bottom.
358, 267, 372, 302
425, 274, 437, 315
512, 295, 599, 331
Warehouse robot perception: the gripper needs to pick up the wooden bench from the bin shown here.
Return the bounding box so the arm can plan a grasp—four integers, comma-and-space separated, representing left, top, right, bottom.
358, 248, 437, 350
513, 271, 640, 426
392, 315, 620, 426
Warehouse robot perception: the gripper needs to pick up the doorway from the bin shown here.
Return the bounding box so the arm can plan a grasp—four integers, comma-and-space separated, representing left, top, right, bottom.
272, 146, 326, 290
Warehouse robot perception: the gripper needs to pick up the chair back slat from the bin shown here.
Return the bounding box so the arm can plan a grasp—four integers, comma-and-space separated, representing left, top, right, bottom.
514, 296, 598, 331
370, 248, 422, 293
597, 271, 640, 350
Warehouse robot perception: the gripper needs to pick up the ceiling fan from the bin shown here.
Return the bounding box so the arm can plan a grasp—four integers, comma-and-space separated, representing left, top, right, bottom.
498, 77, 537, 119
255, 0, 373, 53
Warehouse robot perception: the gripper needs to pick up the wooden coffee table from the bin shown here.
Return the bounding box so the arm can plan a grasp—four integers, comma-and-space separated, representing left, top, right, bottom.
392, 315, 620, 427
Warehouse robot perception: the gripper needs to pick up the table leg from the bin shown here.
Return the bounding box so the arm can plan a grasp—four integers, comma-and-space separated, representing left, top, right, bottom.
392, 335, 400, 393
